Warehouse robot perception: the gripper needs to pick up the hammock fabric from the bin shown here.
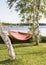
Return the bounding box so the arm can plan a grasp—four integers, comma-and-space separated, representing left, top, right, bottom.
8, 31, 32, 40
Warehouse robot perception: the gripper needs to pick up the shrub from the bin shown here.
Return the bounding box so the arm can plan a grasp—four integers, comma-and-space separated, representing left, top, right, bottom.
0, 35, 46, 44
40, 35, 46, 43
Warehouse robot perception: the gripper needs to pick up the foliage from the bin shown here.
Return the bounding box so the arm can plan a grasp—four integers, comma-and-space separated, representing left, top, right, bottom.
0, 35, 46, 43
7, 0, 46, 45
40, 35, 46, 42
7, 0, 46, 22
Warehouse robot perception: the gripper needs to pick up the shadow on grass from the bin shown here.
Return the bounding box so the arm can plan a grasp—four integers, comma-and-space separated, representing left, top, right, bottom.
0, 58, 22, 65
16, 51, 46, 55
0, 59, 13, 64
13, 43, 36, 48
0, 43, 36, 50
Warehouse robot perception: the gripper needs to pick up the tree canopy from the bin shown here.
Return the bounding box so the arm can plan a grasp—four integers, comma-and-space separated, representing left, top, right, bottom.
7, 0, 46, 22
7, 0, 46, 45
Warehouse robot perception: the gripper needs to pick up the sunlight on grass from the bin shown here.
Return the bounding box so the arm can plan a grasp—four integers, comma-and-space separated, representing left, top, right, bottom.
0, 43, 46, 65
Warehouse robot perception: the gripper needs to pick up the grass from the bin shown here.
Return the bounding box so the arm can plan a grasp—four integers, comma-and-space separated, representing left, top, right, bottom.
0, 43, 46, 65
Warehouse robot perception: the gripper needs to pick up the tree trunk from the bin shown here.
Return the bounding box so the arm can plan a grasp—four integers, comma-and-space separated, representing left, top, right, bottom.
32, 0, 40, 45
35, 0, 40, 45
35, 23, 40, 45
0, 23, 16, 60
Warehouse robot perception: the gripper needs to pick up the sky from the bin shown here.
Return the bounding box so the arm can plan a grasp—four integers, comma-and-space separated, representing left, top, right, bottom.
0, 0, 46, 24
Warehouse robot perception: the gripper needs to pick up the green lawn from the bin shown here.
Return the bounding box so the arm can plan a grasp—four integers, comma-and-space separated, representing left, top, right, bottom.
0, 43, 46, 65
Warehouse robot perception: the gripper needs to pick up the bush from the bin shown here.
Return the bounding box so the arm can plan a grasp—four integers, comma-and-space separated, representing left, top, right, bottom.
0, 35, 32, 44
0, 35, 46, 44
40, 35, 46, 43
0, 36, 4, 43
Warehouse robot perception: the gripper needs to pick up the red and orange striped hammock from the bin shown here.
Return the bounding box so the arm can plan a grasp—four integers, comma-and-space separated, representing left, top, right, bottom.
8, 31, 33, 40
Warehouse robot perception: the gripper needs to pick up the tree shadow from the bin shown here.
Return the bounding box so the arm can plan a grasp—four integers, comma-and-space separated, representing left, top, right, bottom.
16, 51, 46, 55
0, 59, 13, 64
13, 43, 36, 48
0, 58, 23, 65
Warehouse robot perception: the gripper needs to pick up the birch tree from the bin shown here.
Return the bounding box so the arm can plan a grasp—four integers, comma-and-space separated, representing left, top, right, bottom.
7, 0, 46, 45
32, 0, 40, 45
0, 23, 16, 60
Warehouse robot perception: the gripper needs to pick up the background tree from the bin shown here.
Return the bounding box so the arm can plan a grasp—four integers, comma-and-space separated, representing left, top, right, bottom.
7, 0, 46, 45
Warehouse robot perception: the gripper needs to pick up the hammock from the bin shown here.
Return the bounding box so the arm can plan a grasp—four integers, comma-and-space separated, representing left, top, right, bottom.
8, 31, 33, 40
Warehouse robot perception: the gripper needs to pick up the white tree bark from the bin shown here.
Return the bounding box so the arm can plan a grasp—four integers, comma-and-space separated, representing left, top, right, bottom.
0, 23, 16, 60
35, 0, 40, 45
32, 0, 40, 45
